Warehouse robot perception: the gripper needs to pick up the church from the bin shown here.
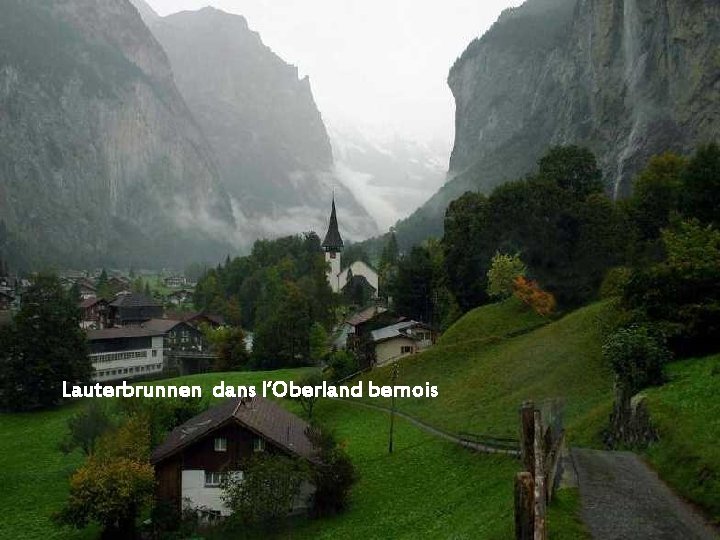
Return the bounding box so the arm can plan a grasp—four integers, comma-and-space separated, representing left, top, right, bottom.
321, 198, 379, 297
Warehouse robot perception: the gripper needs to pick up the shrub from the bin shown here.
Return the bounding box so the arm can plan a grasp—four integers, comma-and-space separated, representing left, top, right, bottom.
602, 325, 671, 394
599, 267, 632, 299
487, 252, 526, 299
306, 427, 358, 517
512, 276, 557, 317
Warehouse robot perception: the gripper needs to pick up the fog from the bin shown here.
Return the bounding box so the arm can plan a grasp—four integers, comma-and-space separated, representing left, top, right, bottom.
145, 0, 524, 148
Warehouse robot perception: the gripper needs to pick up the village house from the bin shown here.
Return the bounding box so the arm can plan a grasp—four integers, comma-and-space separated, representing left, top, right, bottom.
86, 319, 209, 382
166, 289, 193, 306
165, 310, 226, 330
151, 396, 317, 518
163, 275, 188, 289
75, 278, 98, 300
370, 320, 436, 366
79, 297, 109, 329
333, 305, 390, 350
108, 292, 163, 327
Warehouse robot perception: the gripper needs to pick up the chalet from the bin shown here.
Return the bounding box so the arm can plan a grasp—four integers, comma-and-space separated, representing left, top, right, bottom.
86, 319, 208, 382
108, 292, 163, 327
166, 311, 226, 329
107, 275, 131, 292
333, 305, 389, 349
151, 396, 317, 518
163, 275, 187, 289
166, 289, 193, 306
370, 320, 436, 366
75, 278, 98, 300
79, 297, 109, 329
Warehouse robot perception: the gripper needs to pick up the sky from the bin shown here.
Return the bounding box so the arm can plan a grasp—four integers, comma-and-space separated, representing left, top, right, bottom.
145, 0, 524, 148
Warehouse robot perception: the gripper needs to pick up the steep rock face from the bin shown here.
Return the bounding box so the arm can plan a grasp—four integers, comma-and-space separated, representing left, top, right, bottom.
0, 0, 235, 268
147, 7, 378, 239
395, 0, 719, 245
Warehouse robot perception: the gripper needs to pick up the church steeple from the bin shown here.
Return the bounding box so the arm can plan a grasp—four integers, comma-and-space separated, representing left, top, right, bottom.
321, 196, 344, 252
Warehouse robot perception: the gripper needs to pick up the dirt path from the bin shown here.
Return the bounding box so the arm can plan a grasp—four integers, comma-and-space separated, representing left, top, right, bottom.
572, 448, 718, 540
333, 398, 519, 456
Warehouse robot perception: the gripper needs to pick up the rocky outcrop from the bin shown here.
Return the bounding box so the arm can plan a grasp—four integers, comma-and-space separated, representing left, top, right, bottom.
147, 7, 378, 240
0, 0, 235, 268
395, 0, 719, 245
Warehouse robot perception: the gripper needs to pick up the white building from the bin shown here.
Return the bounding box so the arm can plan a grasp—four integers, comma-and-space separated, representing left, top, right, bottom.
370, 320, 436, 366
87, 326, 166, 382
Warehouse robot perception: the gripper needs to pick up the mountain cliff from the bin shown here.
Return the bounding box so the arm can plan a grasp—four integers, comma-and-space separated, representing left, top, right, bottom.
145, 6, 378, 240
393, 0, 719, 246
0, 0, 236, 268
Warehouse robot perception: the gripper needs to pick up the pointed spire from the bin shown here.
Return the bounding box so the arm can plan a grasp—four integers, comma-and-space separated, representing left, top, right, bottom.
322, 195, 344, 252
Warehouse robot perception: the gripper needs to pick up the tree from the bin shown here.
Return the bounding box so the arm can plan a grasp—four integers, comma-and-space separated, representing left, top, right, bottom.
306, 427, 358, 517
203, 325, 250, 372
512, 276, 556, 317
292, 372, 325, 420
538, 145, 604, 199
0, 273, 92, 411
222, 454, 308, 530
487, 252, 526, 299
55, 416, 154, 540
96, 269, 112, 299
443, 192, 492, 311
682, 142, 720, 226
378, 232, 399, 300
602, 324, 671, 394
390, 245, 435, 324
309, 322, 329, 364
59, 401, 114, 456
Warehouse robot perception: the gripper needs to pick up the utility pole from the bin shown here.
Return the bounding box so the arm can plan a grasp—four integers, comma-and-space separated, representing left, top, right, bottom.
388, 361, 399, 454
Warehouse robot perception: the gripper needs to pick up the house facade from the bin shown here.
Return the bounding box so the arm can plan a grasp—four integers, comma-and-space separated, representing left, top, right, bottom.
79, 297, 109, 329
151, 397, 317, 518
108, 293, 163, 326
370, 321, 436, 366
86, 319, 208, 381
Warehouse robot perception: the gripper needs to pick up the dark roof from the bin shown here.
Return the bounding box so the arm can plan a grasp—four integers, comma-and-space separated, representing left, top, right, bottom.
321, 198, 344, 251
151, 397, 317, 464
109, 293, 161, 308
79, 297, 107, 309
346, 306, 388, 327
370, 320, 432, 344
86, 319, 186, 341
165, 311, 225, 326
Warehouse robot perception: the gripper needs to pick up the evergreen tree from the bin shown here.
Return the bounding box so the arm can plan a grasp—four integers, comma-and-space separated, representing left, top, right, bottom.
0, 273, 92, 411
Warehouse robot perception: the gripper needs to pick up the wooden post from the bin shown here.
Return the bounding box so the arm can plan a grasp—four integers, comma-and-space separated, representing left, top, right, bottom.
533, 409, 547, 540
520, 401, 535, 476
514, 472, 534, 540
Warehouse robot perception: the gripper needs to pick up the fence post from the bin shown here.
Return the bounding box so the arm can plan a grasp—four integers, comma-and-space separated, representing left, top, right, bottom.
520, 401, 535, 476
514, 472, 534, 540
533, 409, 547, 540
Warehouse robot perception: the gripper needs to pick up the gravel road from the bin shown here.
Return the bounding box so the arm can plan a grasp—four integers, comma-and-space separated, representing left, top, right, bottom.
572, 448, 718, 540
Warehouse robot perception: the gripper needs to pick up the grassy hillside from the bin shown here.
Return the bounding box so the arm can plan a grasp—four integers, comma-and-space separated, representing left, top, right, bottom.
357, 299, 616, 444
0, 368, 308, 540
643, 355, 720, 524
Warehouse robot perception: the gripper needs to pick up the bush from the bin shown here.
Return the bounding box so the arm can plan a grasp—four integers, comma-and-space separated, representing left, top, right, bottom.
512, 276, 557, 317
602, 325, 671, 394
222, 454, 308, 530
487, 252, 526, 299
599, 267, 632, 299
325, 349, 359, 382
306, 427, 358, 517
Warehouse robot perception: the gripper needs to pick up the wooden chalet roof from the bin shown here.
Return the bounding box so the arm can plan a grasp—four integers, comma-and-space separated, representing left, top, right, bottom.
150, 397, 317, 465
370, 320, 431, 344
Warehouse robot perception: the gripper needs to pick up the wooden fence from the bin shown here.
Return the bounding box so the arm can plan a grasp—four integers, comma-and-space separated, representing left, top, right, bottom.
515, 400, 565, 540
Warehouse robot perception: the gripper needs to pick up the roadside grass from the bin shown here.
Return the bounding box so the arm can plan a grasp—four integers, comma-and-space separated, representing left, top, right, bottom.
546, 488, 591, 539
0, 368, 310, 540
354, 300, 616, 445
643, 354, 720, 524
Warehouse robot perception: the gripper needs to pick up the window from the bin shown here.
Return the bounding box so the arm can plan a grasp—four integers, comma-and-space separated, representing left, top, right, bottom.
214, 437, 227, 452
204, 471, 224, 487
152, 349, 157, 357
401, 346, 413, 355
253, 438, 265, 453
